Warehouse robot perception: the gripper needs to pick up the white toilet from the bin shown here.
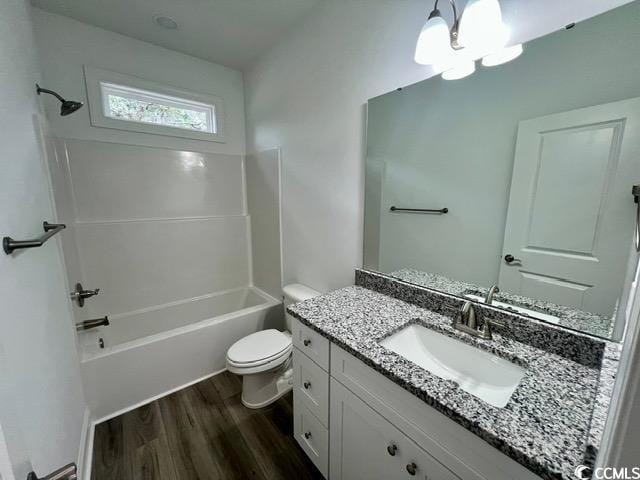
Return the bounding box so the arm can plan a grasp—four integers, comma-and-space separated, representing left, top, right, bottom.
226, 283, 319, 409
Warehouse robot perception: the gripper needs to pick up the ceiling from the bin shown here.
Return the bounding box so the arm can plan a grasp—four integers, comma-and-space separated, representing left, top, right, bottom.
30, 0, 320, 71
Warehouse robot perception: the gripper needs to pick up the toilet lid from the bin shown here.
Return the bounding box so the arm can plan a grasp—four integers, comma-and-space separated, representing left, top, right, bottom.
227, 329, 291, 364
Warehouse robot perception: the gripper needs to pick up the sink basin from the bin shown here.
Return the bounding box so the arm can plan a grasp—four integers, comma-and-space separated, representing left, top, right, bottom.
379, 324, 525, 407
464, 294, 560, 324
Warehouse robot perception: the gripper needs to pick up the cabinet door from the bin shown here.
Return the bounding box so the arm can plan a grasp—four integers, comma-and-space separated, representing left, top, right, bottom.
330, 378, 405, 480
402, 437, 460, 480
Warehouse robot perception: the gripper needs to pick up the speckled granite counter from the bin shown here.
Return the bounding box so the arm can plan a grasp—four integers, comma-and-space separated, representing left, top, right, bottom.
287, 285, 617, 480
389, 268, 614, 339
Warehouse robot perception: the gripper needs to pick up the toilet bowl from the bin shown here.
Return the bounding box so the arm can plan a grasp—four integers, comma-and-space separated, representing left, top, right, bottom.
226, 283, 320, 408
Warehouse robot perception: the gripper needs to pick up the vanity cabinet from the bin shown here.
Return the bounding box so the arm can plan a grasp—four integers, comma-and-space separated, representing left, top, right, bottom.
290, 318, 541, 480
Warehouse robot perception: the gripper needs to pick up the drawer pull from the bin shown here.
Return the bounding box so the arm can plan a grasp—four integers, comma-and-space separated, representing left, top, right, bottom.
387, 444, 398, 456
304, 431, 312, 440
303, 381, 311, 389
303, 338, 311, 347
406, 463, 417, 476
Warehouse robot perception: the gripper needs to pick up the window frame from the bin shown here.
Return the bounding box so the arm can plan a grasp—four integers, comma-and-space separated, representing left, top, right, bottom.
84, 66, 226, 143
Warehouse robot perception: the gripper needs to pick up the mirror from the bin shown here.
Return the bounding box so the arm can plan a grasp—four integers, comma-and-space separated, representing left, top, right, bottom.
363, 1, 640, 341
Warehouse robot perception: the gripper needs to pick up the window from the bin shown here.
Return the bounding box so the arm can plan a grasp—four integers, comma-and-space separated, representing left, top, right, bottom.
101, 83, 216, 134
84, 66, 225, 142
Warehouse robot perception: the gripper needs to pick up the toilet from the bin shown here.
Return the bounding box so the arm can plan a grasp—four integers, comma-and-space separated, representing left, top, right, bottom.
226, 283, 320, 409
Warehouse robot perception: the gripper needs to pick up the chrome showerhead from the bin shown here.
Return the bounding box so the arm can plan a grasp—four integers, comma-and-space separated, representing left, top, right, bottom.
36, 84, 84, 116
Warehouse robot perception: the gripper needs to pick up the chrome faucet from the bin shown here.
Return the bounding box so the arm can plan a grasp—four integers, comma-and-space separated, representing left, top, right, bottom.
453, 301, 504, 340
485, 285, 499, 305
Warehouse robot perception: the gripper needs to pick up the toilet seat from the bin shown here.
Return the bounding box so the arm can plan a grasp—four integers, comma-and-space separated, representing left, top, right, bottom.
226, 329, 292, 374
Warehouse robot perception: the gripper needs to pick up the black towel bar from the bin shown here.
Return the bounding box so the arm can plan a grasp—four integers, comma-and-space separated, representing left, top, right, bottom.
389, 206, 448, 214
3, 222, 66, 255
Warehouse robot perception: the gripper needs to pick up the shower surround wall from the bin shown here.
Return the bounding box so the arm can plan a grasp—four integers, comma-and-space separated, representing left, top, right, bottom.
50, 139, 251, 323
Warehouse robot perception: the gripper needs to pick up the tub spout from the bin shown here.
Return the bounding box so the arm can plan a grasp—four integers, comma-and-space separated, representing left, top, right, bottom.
76, 316, 109, 331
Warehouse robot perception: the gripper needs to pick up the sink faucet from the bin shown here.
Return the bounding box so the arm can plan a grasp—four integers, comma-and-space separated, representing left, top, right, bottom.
485, 285, 499, 305
453, 301, 505, 340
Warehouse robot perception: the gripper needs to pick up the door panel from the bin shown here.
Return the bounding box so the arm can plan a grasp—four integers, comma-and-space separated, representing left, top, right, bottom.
500, 98, 640, 316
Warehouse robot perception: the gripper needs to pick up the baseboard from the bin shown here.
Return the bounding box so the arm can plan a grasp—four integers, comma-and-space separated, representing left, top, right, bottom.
93, 367, 227, 425
77, 407, 93, 480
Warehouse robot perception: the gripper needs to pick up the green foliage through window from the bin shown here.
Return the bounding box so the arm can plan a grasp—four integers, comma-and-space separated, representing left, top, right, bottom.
107, 94, 209, 132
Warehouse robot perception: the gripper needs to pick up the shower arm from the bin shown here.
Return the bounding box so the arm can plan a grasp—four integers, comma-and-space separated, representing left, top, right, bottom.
36, 85, 67, 102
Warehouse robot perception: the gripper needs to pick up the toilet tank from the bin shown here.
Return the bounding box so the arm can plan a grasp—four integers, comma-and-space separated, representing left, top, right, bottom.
283, 283, 320, 332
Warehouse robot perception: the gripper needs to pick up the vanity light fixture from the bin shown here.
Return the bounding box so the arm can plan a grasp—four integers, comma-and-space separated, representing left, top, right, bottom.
414, 0, 523, 80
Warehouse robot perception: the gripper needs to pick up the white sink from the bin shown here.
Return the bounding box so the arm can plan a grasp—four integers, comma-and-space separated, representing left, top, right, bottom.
464, 294, 560, 324
379, 324, 525, 408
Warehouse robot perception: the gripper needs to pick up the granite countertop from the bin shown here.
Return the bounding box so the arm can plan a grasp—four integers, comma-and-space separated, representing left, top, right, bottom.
288, 285, 614, 480
389, 269, 613, 339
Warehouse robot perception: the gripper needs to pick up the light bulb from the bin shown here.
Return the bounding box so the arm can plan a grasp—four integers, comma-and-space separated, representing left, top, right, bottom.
441, 59, 476, 80
414, 14, 454, 65
458, 0, 508, 54
481, 44, 523, 66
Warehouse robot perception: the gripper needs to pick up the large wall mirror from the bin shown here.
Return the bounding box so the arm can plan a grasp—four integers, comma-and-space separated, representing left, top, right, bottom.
363, 1, 640, 341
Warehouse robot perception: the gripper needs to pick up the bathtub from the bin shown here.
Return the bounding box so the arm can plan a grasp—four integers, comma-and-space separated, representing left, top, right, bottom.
79, 286, 282, 420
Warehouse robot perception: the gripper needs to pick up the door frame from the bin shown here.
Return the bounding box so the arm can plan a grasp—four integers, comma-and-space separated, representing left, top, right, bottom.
599, 261, 640, 468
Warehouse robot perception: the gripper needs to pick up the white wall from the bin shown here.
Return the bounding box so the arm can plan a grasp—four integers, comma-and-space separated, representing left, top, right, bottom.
244, 0, 633, 293
0, 1, 86, 478
32, 8, 246, 155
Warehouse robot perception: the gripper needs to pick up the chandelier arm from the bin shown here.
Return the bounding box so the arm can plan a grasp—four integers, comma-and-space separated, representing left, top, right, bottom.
431, 0, 462, 49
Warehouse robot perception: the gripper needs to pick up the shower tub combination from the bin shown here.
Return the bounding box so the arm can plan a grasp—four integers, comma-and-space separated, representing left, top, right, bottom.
79, 286, 281, 420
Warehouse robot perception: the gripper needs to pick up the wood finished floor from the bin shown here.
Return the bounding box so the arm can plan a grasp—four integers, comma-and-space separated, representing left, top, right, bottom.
91, 371, 324, 480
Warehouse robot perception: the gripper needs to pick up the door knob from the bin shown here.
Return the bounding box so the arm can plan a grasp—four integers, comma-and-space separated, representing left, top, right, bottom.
504, 254, 522, 266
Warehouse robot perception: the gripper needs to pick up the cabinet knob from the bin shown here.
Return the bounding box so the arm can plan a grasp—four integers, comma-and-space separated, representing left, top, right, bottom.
387, 444, 398, 456
303, 338, 311, 347
303, 381, 311, 389
304, 431, 312, 440
406, 463, 417, 476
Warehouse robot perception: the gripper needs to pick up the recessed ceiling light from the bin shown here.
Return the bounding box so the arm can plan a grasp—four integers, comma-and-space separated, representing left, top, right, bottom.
153, 15, 178, 30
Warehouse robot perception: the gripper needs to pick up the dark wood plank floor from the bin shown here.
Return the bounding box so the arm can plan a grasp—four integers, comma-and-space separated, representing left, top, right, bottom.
91, 371, 324, 480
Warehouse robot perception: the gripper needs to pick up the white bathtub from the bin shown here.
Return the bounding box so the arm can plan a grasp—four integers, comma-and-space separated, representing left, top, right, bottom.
79, 286, 282, 420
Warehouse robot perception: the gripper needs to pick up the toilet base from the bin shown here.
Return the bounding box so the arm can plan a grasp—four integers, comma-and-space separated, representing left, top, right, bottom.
240, 367, 294, 409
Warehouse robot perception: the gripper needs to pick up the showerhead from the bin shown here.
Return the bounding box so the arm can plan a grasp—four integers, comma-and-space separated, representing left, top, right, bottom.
60, 100, 84, 116
36, 84, 83, 116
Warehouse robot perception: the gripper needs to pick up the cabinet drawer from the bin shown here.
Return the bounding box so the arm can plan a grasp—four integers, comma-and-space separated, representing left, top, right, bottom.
294, 348, 329, 426
292, 318, 330, 371
294, 393, 328, 478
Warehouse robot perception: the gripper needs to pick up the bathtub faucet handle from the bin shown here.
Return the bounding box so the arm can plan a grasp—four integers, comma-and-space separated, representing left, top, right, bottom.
70, 282, 100, 307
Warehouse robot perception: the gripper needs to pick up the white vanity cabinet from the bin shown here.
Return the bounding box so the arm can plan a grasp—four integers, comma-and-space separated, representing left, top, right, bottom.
290, 319, 542, 480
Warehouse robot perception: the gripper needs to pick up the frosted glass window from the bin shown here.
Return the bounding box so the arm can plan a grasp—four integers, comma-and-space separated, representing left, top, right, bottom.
100, 82, 217, 134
